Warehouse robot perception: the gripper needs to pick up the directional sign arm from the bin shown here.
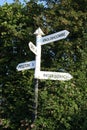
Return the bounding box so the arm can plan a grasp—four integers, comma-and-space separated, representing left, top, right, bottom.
16, 60, 36, 71
41, 30, 70, 45
28, 42, 37, 55
35, 71, 73, 81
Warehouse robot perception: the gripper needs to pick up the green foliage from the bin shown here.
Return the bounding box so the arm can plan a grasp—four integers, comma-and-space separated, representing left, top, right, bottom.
0, 1, 44, 129
0, 0, 87, 129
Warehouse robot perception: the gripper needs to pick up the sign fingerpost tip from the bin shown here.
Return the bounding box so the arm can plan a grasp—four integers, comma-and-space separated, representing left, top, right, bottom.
34, 27, 45, 36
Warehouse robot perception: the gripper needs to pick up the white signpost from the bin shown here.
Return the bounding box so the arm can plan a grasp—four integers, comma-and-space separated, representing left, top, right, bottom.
16, 60, 35, 71
16, 27, 73, 122
41, 30, 69, 45
33, 28, 72, 121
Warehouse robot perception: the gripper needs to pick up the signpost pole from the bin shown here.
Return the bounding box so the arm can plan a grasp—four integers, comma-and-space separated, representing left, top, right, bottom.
34, 78, 38, 120
33, 28, 44, 121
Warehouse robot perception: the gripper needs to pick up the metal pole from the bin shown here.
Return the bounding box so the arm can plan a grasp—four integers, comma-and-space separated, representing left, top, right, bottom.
34, 78, 39, 120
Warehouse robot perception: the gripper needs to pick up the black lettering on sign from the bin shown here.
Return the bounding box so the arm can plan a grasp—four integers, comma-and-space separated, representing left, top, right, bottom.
43, 73, 68, 79
18, 64, 30, 69
42, 32, 65, 43
58, 32, 65, 37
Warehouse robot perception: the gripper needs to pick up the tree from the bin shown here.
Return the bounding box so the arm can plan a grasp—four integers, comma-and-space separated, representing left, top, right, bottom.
0, 0, 87, 129
0, 1, 44, 129
34, 0, 87, 130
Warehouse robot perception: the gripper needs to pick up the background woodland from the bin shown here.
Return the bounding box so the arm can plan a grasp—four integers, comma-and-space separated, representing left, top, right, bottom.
0, 0, 87, 129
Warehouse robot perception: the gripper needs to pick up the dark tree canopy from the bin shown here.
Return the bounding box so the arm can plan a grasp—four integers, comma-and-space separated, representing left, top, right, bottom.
0, 0, 87, 129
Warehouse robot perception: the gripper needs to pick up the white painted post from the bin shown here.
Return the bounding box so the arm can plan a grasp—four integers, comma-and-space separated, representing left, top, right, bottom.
34, 27, 44, 78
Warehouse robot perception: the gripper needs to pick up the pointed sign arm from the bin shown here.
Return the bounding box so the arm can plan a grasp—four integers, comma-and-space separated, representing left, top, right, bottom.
28, 41, 37, 55
41, 30, 70, 45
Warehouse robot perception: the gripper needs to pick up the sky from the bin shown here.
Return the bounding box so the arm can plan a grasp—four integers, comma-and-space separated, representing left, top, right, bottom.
0, 0, 45, 6
0, 0, 25, 5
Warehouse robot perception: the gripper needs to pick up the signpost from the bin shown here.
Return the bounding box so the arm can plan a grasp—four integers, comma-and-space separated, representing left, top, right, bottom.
16, 60, 35, 71
16, 27, 73, 123
33, 28, 44, 121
